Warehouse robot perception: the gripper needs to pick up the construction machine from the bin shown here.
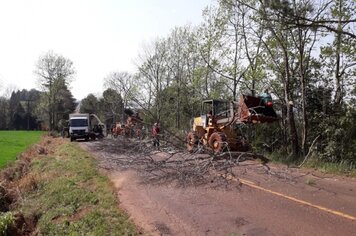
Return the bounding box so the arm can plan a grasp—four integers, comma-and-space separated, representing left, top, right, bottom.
110, 109, 144, 138
187, 94, 278, 153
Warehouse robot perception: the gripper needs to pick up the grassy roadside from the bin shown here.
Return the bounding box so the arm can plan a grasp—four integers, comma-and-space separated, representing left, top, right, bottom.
304, 159, 356, 177
0, 137, 137, 235
0, 131, 44, 169
268, 151, 356, 177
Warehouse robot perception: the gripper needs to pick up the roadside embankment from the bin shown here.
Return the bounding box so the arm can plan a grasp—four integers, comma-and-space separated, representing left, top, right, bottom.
0, 136, 137, 235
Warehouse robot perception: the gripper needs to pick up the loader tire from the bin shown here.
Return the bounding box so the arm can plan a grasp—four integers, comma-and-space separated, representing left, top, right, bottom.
186, 132, 199, 153
208, 132, 227, 153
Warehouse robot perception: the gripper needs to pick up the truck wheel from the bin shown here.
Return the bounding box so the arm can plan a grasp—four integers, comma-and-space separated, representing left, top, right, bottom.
186, 132, 199, 153
208, 132, 227, 153
70, 137, 74, 142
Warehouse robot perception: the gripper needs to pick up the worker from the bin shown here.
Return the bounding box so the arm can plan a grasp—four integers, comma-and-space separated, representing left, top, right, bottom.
259, 89, 273, 107
58, 119, 68, 138
206, 110, 213, 127
207, 110, 213, 118
152, 122, 160, 149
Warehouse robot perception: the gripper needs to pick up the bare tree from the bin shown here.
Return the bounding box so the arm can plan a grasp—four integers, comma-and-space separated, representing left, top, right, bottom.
136, 40, 170, 122
3, 84, 19, 99
35, 51, 75, 130
104, 71, 138, 121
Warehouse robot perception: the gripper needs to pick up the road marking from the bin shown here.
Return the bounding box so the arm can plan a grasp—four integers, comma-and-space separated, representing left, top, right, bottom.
239, 178, 356, 221
219, 173, 356, 221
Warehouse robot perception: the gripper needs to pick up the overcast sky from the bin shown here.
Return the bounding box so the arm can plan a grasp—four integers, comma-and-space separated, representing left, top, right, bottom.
0, 0, 212, 100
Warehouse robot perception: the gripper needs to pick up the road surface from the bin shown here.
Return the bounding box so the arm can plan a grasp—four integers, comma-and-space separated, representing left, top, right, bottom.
80, 138, 356, 236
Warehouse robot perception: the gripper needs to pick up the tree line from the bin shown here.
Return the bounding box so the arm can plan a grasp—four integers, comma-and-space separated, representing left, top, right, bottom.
0, 0, 355, 166
0, 52, 125, 132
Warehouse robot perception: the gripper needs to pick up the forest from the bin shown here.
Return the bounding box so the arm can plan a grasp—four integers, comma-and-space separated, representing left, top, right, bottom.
0, 0, 355, 168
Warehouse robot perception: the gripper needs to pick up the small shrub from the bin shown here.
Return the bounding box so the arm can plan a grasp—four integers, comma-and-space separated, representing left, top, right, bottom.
305, 179, 316, 186
0, 212, 15, 234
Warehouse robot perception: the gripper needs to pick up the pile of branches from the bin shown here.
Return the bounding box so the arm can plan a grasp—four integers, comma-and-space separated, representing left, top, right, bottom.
89, 135, 267, 188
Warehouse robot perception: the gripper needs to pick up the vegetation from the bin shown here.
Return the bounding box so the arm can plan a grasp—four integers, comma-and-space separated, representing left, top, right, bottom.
305, 159, 356, 177
0, 212, 15, 234
0, 131, 43, 169
91, 0, 354, 169
0, 137, 137, 235
0, 0, 355, 171
0, 52, 76, 132
35, 51, 77, 131
21, 142, 136, 235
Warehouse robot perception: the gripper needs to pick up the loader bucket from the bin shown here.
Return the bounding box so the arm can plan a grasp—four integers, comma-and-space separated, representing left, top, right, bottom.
238, 95, 278, 123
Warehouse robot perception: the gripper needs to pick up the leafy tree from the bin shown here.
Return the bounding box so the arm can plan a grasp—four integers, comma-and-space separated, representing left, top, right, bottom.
320, 0, 356, 106
80, 94, 100, 114
55, 84, 76, 121
8, 91, 25, 129
96, 0, 355, 169
7, 89, 41, 130
199, 2, 247, 100
100, 88, 124, 125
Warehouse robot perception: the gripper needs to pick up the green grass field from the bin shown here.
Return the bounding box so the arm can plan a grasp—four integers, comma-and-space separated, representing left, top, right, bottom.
0, 131, 44, 169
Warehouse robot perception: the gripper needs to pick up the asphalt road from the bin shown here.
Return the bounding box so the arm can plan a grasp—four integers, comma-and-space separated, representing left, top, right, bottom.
81, 139, 356, 236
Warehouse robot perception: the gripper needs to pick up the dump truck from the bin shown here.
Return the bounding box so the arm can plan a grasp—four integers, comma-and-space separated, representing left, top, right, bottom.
69, 113, 106, 142
187, 94, 278, 153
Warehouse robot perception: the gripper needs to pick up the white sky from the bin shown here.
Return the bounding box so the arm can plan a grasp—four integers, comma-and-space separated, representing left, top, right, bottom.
0, 0, 211, 100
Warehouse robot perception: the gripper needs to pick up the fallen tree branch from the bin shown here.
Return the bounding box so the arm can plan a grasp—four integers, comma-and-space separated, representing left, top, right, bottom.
298, 135, 321, 168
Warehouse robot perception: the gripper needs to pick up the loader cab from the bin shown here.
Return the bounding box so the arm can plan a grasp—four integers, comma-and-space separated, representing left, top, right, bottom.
201, 99, 229, 116
201, 99, 230, 127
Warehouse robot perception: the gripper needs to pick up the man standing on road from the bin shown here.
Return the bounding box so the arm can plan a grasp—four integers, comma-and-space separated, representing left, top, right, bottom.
152, 122, 160, 149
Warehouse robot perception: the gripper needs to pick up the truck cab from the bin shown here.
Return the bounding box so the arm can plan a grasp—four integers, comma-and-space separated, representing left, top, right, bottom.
69, 114, 90, 141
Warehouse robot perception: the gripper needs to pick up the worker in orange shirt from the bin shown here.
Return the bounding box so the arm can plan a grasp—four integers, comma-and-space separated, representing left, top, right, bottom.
152, 122, 160, 149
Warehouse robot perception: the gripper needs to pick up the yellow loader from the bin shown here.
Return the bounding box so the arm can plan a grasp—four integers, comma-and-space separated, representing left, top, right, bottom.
187, 94, 278, 153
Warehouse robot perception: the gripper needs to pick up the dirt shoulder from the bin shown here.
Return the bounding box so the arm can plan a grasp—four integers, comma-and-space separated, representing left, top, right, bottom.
81, 138, 356, 236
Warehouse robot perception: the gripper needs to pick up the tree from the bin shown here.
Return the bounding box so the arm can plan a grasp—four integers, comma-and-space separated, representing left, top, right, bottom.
55, 85, 76, 122
320, 0, 356, 106
7, 89, 42, 130
137, 40, 169, 122
0, 97, 8, 129
251, 0, 301, 157
35, 51, 75, 130
164, 26, 200, 128
286, 0, 323, 155
97, 0, 355, 168
80, 94, 100, 114
104, 72, 139, 122
8, 91, 24, 129
100, 88, 124, 125
22, 89, 41, 130
199, 2, 247, 100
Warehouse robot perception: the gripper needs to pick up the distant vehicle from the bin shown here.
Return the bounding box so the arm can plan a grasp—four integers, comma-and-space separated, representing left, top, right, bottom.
69, 113, 106, 142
